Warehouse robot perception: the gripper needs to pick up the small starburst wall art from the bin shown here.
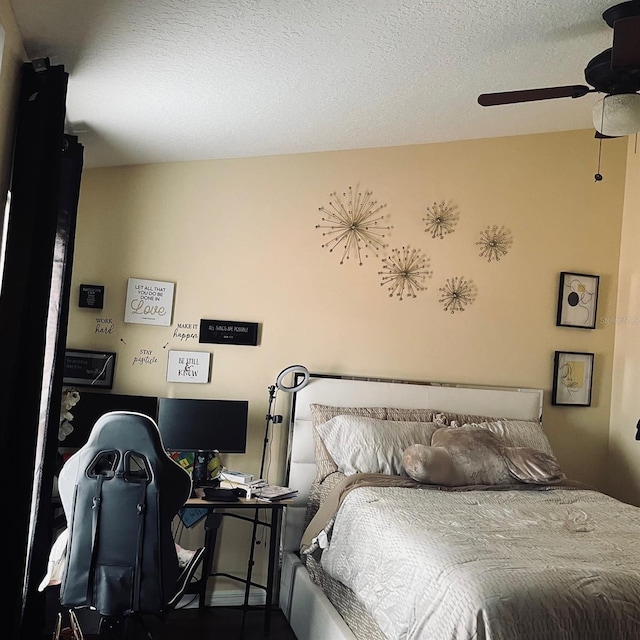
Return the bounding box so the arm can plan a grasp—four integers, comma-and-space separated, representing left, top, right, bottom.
379, 246, 433, 300
316, 186, 392, 265
423, 200, 459, 239
476, 225, 513, 262
438, 276, 478, 314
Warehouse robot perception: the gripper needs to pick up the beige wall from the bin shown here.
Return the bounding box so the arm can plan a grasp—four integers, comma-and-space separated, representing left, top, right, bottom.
609, 139, 640, 506
68, 130, 627, 591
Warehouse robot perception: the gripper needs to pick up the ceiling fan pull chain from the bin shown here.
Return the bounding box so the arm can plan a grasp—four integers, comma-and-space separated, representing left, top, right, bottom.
594, 104, 606, 182
595, 136, 604, 182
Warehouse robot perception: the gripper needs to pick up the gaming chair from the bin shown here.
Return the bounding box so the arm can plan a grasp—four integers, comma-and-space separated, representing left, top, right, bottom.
57, 410, 197, 636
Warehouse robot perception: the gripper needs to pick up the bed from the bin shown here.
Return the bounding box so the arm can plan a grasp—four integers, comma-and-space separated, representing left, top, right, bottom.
278, 373, 640, 640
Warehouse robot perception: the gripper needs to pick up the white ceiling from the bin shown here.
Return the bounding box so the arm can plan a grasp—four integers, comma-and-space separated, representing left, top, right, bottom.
10, 0, 623, 169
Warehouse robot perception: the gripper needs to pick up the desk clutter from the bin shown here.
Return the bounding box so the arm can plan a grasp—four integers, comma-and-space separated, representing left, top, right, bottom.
216, 481, 298, 501
188, 468, 298, 502
218, 469, 298, 501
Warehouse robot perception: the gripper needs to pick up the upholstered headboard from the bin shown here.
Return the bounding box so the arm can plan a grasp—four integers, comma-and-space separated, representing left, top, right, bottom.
281, 373, 544, 553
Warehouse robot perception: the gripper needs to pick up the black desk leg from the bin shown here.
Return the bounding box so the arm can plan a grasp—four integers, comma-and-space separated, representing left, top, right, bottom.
200, 512, 223, 608
264, 508, 281, 633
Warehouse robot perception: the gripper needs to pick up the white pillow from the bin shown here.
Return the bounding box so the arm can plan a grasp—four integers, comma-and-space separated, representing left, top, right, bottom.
315, 415, 438, 476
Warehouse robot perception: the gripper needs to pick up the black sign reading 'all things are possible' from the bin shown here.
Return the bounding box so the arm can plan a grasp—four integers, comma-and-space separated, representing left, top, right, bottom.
199, 319, 259, 346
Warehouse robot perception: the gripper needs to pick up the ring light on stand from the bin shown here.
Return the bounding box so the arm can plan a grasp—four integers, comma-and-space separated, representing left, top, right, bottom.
260, 365, 310, 479
246, 365, 310, 610
275, 364, 310, 394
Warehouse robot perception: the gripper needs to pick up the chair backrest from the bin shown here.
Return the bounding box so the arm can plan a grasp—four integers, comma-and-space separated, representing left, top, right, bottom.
57, 411, 191, 617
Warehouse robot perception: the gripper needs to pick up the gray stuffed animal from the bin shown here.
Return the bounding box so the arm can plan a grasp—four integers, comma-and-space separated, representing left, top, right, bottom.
402, 426, 565, 487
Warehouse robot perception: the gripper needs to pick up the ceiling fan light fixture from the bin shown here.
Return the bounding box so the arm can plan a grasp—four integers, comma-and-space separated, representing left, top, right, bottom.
592, 93, 640, 136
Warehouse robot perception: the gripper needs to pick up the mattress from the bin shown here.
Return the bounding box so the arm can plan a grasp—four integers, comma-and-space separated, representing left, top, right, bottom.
304, 482, 640, 640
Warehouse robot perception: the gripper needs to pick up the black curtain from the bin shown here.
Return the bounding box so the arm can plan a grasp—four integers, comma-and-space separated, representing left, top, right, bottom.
0, 59, 83, 639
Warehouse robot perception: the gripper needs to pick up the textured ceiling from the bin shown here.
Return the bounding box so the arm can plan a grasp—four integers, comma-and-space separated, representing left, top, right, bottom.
10, 0, 623, 168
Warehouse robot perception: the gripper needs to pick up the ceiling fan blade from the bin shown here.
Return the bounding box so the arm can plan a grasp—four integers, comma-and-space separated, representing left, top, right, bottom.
478, 85, 591, 106
611, 16, 640, 68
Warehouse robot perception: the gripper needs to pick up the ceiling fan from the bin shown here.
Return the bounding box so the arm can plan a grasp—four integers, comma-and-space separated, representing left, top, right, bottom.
477, 0, 640, 138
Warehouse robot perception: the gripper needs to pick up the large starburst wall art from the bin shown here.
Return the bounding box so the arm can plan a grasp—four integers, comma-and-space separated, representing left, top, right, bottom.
423, 200, 459, 239
316, 186, 392, 265
476, 225, 513, 262
439, 276, 478, 314
379, 246, 433, 300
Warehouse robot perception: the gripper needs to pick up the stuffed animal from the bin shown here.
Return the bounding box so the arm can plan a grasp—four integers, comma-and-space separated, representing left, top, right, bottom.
402, 425, 565, 487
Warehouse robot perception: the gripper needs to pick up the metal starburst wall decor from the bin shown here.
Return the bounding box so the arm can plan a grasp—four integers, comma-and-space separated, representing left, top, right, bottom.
379, 246, 433, 300
316, 186, 392, 265
438, 276, 478, 314
476, 225, 513, 262
423, 200, 459, 239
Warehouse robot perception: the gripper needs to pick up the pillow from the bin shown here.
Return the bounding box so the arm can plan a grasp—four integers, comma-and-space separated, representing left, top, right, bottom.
309, 403, 506, 481
310, 404, 440, 481
310, 404, 395, 482
461, 419, 556, 458
402, 426, 565, 487
315, 415, 439, 476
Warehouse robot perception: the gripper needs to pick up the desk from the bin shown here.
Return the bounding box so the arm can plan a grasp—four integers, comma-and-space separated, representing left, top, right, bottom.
181, 497, 290, 633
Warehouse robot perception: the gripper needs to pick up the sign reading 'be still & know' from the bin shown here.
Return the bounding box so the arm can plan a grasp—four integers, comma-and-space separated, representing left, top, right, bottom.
166, 350, 211, 384
199, 319, 259, 346
124, 278, 175, 326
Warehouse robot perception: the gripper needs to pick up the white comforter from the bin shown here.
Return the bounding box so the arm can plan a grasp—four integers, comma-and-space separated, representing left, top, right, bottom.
319, 485, 640, 640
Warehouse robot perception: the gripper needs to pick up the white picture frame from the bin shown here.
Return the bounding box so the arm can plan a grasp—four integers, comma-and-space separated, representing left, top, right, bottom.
124, 277, 175, 326
166, 350, 211, 384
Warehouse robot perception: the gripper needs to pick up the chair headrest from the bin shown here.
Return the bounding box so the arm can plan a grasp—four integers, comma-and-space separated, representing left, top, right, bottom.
59, 410, 191, 517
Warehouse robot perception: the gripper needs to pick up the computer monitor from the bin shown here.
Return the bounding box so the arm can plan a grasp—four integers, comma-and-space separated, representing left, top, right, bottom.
157, 398, 248, 485
156, 398, 248, 454
59, 391, 159, 452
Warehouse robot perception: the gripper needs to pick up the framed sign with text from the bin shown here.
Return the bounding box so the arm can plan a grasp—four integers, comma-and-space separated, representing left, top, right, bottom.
63, 349, 116, 388
79, 284, 104, 309
124, 278, 175, 326
199, 319, 259, 346
166, 350, 211, 383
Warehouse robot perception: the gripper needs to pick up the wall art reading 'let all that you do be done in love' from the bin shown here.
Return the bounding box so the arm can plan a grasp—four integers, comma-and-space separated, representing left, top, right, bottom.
124, 277, 175, 326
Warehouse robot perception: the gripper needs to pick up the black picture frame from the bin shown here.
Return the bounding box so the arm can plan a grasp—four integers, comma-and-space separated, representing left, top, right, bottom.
198, 319, 259, 346
78, 283, 104, 309
552, 350, 594, 407
63, 349, 116, 389
556, 272, 599, 329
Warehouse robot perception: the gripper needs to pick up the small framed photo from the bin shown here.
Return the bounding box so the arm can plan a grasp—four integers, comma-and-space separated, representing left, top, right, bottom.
556, 272, 599, 329
552, 351, 594, 407
63, 349, 116, 389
